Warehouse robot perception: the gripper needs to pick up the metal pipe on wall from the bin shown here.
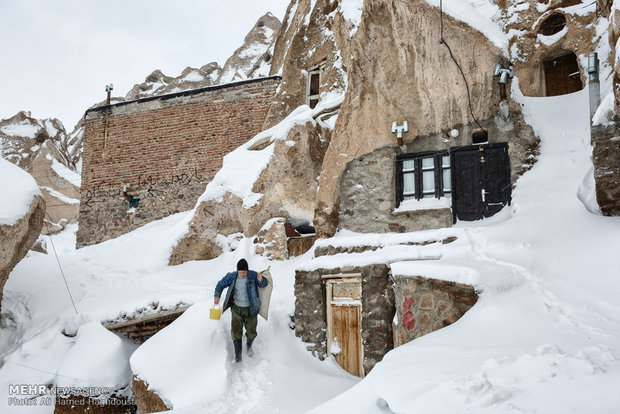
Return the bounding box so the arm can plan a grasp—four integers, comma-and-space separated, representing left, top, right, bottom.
588, 52, 600, 121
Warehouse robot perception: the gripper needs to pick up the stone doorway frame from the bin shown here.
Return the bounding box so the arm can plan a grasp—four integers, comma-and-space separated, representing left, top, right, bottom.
540, 49, 583, 97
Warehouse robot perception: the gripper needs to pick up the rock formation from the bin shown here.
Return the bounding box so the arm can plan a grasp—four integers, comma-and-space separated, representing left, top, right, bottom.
0, 159, 45, 310
217, 12, 282, 84
312, 0, 507, 236
1, 111, 81, 233
55, 321, 136, 414
124, 64, 222, 101
132, 377, 168, 413
498, 0, 603, 97
0, 111, 76, 169
124, 12, 281, 102
31, 141, 80, 233
129, 303, 227, 413
170, 0, 532, 261
169, 112, 332, 263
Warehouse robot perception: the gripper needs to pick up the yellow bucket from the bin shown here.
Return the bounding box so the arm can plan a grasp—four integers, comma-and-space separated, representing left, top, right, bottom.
210, 306, 222, 320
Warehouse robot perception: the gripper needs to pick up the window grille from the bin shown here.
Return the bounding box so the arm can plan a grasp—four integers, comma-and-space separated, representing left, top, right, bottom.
396, 151, 452, 207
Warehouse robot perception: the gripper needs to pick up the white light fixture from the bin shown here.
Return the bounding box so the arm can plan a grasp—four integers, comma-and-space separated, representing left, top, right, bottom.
391, 121, 408, 148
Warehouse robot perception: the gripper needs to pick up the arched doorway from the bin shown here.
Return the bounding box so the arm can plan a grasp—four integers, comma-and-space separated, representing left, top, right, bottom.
542, 50, 583, 96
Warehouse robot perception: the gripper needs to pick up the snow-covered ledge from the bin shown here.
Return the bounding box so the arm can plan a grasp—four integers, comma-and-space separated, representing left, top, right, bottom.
393, 197, 452, 214
536, 26, 568, 46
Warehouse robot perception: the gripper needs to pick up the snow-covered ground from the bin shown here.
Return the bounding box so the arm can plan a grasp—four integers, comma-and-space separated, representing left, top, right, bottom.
1, 86, 619, 413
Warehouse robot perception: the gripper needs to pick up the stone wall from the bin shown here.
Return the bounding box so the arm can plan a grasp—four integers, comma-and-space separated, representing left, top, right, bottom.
77, 77, 280, 248
54, 388, 136, 414
312, 0, 507, 238
592, 122, 620, 215
339, 110, 539, 233
132, 378, 168, 414
105, 306, 189, 344
254, 218, 288, 261
288, 235, 316, 257
294, 264, 395, 375
393, 275, 478, 347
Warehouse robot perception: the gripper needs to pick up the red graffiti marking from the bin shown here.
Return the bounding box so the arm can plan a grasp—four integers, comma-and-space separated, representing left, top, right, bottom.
403, 296, 415, 311
402, 311, 415, 330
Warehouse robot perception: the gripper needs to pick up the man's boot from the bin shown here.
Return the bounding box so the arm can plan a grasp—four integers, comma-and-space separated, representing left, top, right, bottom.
247, 338, 254, 357
233, 339, 242, 363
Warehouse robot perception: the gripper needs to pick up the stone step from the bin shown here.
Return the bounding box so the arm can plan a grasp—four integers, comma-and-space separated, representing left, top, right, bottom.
313, 236, 457, 257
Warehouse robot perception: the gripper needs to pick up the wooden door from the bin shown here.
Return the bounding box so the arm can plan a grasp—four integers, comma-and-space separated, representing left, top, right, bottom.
452, 143, 511, 222
543, 52, 583, 96
326, 277, 363, 377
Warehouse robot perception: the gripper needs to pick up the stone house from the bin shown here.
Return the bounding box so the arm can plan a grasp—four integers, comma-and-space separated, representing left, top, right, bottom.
291, 0, 617, 378
294, 237, 479, 378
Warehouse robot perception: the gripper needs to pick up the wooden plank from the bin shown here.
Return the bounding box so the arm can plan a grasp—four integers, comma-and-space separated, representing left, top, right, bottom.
321, 272, 362, 280
326, 277, 364, 377
331, 280, 362, 300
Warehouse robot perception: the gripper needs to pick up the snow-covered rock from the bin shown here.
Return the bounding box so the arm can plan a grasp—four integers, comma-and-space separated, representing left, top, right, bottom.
57, 321, 134, 389
499, 0, 602, 97
129, 302, 228, 412
31, 141, 80, 233
217, 12, 281, 84
169, 102, 334, 264
0, 111, 70, 169
1, 111, 82, 233
0, 158, 45, 310
124, 13, 281, 103
124, 65, 222, 101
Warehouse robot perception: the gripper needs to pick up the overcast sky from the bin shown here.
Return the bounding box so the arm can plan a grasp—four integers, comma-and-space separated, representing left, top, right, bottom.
0, 0, 289, 131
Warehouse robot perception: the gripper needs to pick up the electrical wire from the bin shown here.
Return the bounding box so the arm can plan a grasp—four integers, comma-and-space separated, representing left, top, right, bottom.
42, 213, 79, 315
439, 0, 484, 131
3, 360, 80, 382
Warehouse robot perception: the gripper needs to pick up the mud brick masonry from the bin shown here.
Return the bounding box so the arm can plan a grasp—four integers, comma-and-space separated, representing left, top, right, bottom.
77, 77, 280, 248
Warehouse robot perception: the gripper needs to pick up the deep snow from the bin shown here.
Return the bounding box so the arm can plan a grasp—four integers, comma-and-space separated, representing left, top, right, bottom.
1, 80, 619, 414
0, 158, 41, 226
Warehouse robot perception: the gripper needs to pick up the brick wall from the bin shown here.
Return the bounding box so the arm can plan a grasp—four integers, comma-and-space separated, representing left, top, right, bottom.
77, 77, 280, 248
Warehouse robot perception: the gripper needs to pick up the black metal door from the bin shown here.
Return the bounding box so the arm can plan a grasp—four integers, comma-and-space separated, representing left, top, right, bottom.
451, 143, 511, 222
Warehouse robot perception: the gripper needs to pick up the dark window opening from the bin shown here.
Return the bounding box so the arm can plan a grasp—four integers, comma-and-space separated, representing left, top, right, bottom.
128, 196, 140, 209
35, 131, 49, 145
538, 13, 566, 36
472, 129, 488, 145
543, 51, 583, 96
396, 151, 451, 207
307, 69, 321, 109
309, 73, 320, 95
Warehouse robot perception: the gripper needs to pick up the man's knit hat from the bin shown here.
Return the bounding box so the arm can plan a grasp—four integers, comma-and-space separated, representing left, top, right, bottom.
237, 259, 249, 271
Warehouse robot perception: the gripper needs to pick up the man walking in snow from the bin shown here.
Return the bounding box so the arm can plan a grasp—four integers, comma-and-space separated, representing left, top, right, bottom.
214, 259, 268, 363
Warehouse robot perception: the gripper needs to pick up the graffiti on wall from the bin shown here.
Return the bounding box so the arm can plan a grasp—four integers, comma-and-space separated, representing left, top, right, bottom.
83, 168, 207, 208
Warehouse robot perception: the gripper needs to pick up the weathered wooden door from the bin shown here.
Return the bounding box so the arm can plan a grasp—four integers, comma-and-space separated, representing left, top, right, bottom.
543, 52, 583, 96
326, 277, 363, 377
451, 143, 511, 222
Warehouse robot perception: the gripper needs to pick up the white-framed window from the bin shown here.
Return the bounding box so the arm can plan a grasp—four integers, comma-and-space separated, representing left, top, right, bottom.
396, 151, 451, 207
306, 68, 321, 109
